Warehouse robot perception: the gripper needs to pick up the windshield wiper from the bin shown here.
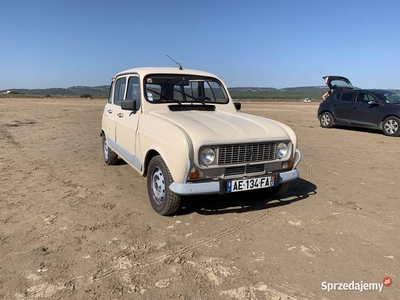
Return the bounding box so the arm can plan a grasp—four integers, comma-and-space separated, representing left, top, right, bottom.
173, 89, 211, 105
146, 88, 182, 105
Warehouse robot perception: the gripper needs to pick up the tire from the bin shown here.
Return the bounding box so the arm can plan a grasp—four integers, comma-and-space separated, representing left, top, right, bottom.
319, 112, 335, 128
102, 135, 118, 165
147, 155, 181, 216
269, 182, 291, 197
382, 116, 400, 137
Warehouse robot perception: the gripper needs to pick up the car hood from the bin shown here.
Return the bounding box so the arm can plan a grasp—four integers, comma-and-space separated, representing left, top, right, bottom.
149, 110, 292, 145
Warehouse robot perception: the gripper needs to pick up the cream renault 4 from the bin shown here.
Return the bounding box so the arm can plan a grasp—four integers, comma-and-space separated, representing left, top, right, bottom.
101, 67, 301, 215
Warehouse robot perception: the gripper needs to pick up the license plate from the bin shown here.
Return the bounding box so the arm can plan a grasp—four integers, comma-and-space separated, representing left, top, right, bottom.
226, 175, 275, 193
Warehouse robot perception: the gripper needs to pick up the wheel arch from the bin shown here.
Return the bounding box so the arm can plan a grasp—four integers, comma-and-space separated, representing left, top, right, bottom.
379, 114, 400, 129
143, 149, 161, 178
319, 109, 335, 119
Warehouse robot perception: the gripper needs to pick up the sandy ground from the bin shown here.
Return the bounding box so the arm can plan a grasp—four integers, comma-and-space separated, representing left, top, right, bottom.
0, 98, 399, 300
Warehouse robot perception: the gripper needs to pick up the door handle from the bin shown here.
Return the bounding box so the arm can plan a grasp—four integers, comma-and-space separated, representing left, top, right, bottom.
107, 109, 113, 113
117, 112, 124, 118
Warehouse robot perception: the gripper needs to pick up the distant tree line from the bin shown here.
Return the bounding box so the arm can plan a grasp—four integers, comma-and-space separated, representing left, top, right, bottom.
2, 86, 399, 100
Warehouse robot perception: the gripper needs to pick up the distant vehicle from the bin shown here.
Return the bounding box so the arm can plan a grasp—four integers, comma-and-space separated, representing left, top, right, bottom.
303, 98, 311, 103
318, 76, 400, 136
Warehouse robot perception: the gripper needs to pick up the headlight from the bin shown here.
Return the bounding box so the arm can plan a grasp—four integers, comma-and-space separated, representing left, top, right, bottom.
200, 148, 215, 165
277, 143, 288, 158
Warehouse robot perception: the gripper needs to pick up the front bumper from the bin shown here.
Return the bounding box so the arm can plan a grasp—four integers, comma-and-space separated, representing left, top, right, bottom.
169, 149, 302, 196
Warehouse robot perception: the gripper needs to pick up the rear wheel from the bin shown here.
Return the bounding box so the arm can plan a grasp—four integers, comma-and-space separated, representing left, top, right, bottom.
102, 135, 118, 165
319, 112, 335, 128
147, 155, 181, 216
382, 116, 400, 137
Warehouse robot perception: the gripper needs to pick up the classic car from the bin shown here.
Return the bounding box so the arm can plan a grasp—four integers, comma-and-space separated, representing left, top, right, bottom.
101, 67, 301, 215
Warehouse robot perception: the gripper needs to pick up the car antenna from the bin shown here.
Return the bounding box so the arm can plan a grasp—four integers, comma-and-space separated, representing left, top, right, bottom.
167, 55, 183, 70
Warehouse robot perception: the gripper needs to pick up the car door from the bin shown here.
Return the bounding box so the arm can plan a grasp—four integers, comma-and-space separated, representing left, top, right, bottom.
114, 75, 142, 171
102, 80, 117, 146
331, 92, 355, 123
350, 92, 382, 128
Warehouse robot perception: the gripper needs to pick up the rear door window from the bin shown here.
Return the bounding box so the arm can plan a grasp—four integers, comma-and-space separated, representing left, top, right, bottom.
339, 92, 355, 102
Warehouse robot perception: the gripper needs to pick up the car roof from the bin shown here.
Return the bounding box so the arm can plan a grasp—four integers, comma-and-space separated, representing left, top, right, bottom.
113, 67, 220, 80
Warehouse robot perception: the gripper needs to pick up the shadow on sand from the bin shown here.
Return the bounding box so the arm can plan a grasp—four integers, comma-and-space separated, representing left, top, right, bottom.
176, 178, 317, 216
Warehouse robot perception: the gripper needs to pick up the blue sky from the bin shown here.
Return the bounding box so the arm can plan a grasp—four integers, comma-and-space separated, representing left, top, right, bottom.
1, 0, 400, 90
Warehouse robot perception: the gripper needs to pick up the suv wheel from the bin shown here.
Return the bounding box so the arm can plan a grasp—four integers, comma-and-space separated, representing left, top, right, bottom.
147, 155, 181, 216
102, 135, 118, 165
319, 112, 335, 128
383, 116, 400, 137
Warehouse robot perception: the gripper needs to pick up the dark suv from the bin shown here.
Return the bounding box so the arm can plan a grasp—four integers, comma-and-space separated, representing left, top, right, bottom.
317, 76, 400, 136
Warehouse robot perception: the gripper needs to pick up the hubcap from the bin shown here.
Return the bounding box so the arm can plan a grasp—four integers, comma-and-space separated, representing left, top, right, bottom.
385, 119, 398, 134
321, 114, 330, 126
104, 140, 109, 160
151, 167, 165, 205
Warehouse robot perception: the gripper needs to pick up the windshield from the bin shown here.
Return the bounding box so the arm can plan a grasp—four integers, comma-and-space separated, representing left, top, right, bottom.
144, 74, 229, 104
376, 91, 400, 104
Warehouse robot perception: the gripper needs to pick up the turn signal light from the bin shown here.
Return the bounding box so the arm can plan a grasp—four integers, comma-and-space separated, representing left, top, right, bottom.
189, 170, 199, 179
282, 161, 294, 169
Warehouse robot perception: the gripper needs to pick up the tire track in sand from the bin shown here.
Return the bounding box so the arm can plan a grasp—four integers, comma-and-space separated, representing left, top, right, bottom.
92, 203, 287, 282
92, 156, 316, 283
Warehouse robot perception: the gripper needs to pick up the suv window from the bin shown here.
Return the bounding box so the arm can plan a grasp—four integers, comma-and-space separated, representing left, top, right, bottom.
338, 92, 354, 102
356, 92, 376, 104
114, 77, 126, 106
376, 91, 400, 104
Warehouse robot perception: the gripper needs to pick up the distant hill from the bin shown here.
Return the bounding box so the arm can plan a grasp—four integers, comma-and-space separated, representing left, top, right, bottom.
228, 86, 329, 100
2, 85, 399, 100
0, 86, 110, 97
1, 85, 329, 100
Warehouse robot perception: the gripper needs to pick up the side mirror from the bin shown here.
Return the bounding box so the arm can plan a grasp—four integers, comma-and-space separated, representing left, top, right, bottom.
234, 102, 241, 111
121, 99, 138, 112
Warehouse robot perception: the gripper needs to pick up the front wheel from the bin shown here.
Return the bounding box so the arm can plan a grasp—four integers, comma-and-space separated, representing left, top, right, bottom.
269, 182, 291, 197
102, 135, 118, 165
319, 112, 335, 128
382, 116, 400, 137
147, 155, 181, 216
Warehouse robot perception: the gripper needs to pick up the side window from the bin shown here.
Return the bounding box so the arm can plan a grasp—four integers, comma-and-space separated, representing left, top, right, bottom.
114, 77, 126, 106
127, 76, 141, 110
339, 92, 354, 102
107, 81, 114, 104
356, 92, 375, 104
333, 93, 341, 100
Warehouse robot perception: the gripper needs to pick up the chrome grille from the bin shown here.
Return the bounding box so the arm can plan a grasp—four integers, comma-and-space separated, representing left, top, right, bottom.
225, 166, 245, 176
218, 143, 277, 165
